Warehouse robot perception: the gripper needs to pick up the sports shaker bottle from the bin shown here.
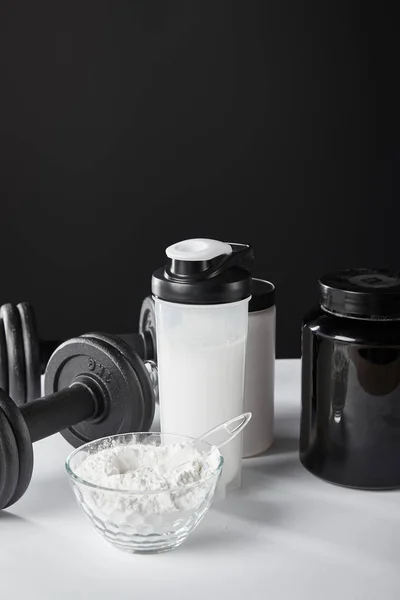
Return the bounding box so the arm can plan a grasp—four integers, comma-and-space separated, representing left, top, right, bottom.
152, 238, 253, 493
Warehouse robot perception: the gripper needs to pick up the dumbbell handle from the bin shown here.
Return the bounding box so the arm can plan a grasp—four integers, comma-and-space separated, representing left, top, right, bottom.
0, 377, 106, 510
21, 382, 97, 443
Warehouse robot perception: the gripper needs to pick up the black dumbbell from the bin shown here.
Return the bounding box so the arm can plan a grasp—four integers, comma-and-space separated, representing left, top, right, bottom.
0, 298, 156, 406
0, 331, 156, 511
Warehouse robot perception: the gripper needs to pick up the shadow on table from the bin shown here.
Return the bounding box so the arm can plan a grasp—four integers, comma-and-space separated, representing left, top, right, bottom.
221, 496, 281, 525
210, 439, 304, 526
0, 511, 31, 524
247, 413, 299, 459
246, 454, 301, 481
182, 523, 250, 553
259, 434, 299, 456
24, 473, 75, 515
0, 510, 44, 533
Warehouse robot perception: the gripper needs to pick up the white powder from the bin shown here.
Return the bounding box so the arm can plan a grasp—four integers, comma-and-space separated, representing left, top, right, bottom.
74, 442, 221, 532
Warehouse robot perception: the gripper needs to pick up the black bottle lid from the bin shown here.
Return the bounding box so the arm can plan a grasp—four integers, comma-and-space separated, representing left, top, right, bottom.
249, 278, 275, 312
151, 239, 254, 304
319, 269, 400, 319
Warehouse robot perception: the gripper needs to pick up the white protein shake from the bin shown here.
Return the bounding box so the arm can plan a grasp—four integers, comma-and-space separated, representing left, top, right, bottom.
158, 337, 247, 490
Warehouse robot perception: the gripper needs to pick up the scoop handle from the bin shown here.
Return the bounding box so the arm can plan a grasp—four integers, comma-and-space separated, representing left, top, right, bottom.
197, 412, 252, 449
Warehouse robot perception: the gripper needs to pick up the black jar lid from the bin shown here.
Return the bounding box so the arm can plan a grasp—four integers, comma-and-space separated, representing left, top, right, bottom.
319, 269, 400, 319
249, 278, 275, 312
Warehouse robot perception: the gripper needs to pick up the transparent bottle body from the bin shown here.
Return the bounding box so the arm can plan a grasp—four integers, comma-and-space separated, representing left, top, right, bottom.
154, 297, 250, 495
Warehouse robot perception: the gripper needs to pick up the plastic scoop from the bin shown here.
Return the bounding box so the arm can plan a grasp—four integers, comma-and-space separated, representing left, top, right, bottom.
195, 412, 252, 449
166, 412, 252, 472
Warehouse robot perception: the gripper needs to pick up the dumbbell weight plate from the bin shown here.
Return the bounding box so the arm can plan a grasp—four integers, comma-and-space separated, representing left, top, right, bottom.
85, 332, 155, 432
44, 336, 146, 447
0, 304, 26, 405
0, 320, 8, 393
17, 303, 41, 402
0, 396, 20, 509
139, 296, 157, 362
0, 388, 33, 507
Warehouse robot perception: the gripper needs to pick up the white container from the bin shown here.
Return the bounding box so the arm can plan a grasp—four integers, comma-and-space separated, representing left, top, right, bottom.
152, 239, 253, 495
243, 279, 276, 457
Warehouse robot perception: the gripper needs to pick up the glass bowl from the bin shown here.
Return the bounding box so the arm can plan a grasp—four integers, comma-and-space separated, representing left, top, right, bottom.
65, 432, 223, 554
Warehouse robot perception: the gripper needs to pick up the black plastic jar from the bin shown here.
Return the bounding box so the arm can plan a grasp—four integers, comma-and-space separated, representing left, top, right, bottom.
300, 269, 400, 490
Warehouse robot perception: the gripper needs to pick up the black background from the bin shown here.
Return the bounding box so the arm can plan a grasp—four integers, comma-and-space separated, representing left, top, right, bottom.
0, 2, 398, 358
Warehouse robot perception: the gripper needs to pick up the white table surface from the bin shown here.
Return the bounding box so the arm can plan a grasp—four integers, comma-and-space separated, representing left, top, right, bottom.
1, 359, 400, 599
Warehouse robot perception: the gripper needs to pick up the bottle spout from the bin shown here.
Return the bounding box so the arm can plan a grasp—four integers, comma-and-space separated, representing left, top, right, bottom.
166, 239, 232, 262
